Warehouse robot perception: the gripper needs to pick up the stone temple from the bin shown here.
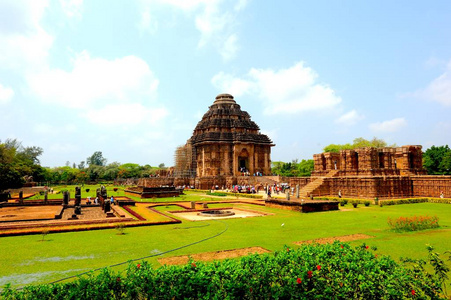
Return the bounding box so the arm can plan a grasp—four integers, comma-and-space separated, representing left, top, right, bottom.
172, 93, 274, 189
135, 93, 451, 198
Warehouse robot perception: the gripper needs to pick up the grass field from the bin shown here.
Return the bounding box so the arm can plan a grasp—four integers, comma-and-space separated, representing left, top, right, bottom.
1, 189, 450, 290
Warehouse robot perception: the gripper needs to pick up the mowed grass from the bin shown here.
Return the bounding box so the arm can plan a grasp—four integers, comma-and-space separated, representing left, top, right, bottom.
0, 201, 450, 290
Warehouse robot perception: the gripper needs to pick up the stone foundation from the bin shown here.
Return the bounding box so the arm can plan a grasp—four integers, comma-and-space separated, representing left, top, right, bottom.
265, 199, 339, 212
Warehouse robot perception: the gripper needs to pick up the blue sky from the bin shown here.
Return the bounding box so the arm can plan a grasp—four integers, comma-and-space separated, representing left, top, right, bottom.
1, 0, 450, 168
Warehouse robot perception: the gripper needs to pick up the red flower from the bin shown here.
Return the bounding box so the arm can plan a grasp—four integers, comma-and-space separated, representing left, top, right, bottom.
137, 264, 141, 269
250, 287, 253, 292
191, 262, 196, 268
317, 265, 321, 271
116, 277, 121, 282
287, 248, 290, 252
365, 245, 369, 249
307, 270, 313, 278
297, 277, 302, 284
411, 289, 415, 296
340, 245, 344, 249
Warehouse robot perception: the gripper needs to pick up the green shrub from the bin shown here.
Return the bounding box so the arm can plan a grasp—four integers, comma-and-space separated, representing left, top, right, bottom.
2, 243, 448, 299
387, 215, 439, 232
364, 201, 370, 207
206, 191, 227, 197
379, 198, 429, 207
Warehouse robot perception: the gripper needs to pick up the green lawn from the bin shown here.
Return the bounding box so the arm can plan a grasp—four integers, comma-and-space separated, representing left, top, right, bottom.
0, 199, 450, 290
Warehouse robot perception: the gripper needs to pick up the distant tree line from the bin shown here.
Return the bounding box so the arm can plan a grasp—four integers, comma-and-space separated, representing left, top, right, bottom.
2, 138, 450, 191
0, 140, 167, 192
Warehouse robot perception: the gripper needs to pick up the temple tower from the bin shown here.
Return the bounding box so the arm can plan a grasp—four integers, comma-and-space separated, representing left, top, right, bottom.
184, 93, 274, 177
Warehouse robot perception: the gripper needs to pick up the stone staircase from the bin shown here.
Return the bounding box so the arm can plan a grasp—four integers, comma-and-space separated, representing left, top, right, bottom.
298, 170, 339, 198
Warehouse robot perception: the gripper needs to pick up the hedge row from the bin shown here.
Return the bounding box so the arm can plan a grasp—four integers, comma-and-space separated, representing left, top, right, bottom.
2, 243, 448, 299
379, 198, 429, 206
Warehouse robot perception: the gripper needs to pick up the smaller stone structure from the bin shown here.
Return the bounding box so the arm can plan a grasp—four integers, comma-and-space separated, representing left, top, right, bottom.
125, 186, 183, 198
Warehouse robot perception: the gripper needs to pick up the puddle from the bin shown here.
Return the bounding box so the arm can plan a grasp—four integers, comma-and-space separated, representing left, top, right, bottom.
20, 254, 96, 266
0, 268, 87, 287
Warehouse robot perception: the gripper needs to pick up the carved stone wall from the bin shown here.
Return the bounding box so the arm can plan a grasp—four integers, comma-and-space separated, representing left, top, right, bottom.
312, 145, 426, 177
411, 176, 451, 198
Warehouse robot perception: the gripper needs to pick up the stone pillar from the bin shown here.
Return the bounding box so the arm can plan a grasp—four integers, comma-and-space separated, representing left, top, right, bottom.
286, 190, 290, 200
63, 191, 69, 206
75, 186, 81, 206
44, 191, 48, 204
202, 148, 205, 177
264, 152, 268, 175
233, 145, 237, 176
19, 191, 23, 205
296, 184, 299, 198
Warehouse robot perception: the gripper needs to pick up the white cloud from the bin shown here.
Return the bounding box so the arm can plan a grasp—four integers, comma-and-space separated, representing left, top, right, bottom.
0, 84, 14, 104
59, 0, 83, 18
33, 123, 77, 136
212, 61, 342, 115
211, 71, 252, 96
220, 34, 239, 61
410, 60, 451, 106
84, 103, 168, 126
27, 51, 159, 109
369, 118, 407, 133
335, 110, 364, 125
139, 0, 246, 60
0, 0, 53, 72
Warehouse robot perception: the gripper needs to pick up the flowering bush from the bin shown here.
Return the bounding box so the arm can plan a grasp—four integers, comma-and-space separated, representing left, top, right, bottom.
2, 242, 449, 299
387, 215, 439, 232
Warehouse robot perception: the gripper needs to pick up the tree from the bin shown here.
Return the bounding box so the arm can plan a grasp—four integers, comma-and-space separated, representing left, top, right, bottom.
0, 139, 45, 192
158, 163, 166, 169
78, 161, 85, 169
323, 137, 395, 153
271, 159, 314, 177
423, 145, 451, 175
86, 151, 107, 166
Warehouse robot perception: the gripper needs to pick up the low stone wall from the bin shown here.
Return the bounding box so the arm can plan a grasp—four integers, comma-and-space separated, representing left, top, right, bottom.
411, 176, 451, 198
288, 177, 311, 189
265, 199, 339, 213
137, 178, 176, 187
325, 176, 413, 199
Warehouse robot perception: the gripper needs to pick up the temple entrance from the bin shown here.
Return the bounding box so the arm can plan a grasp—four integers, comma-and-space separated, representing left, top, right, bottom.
237, 148, 250, 174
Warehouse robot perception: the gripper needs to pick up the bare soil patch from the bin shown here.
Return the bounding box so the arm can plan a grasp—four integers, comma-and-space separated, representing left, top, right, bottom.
294, 234, 374, 245
158, 246, 270, 265
0, 206, 58, 222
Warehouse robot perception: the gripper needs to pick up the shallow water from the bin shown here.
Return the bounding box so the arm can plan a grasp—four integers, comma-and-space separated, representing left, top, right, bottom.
19, 254, 96, 266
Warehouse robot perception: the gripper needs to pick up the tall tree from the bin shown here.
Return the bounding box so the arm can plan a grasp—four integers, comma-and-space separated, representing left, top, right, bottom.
423, 145, 451, 175
86, 151, 107, 166
0, 139, 45, 192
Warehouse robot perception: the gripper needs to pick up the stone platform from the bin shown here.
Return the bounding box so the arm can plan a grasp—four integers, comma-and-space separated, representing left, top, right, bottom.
265, 199, 339, 213
124, 186, 183, 198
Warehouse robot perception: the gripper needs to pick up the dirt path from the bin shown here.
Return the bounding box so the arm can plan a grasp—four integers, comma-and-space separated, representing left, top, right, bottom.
158, 247, 270, 265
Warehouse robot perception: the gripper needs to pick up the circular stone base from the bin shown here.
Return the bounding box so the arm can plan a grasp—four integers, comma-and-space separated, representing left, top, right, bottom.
197, 210, 235, 217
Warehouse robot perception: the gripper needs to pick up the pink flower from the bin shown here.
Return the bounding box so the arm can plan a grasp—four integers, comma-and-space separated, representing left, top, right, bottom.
317, 265, 321, 271
297, 277, 302, 284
